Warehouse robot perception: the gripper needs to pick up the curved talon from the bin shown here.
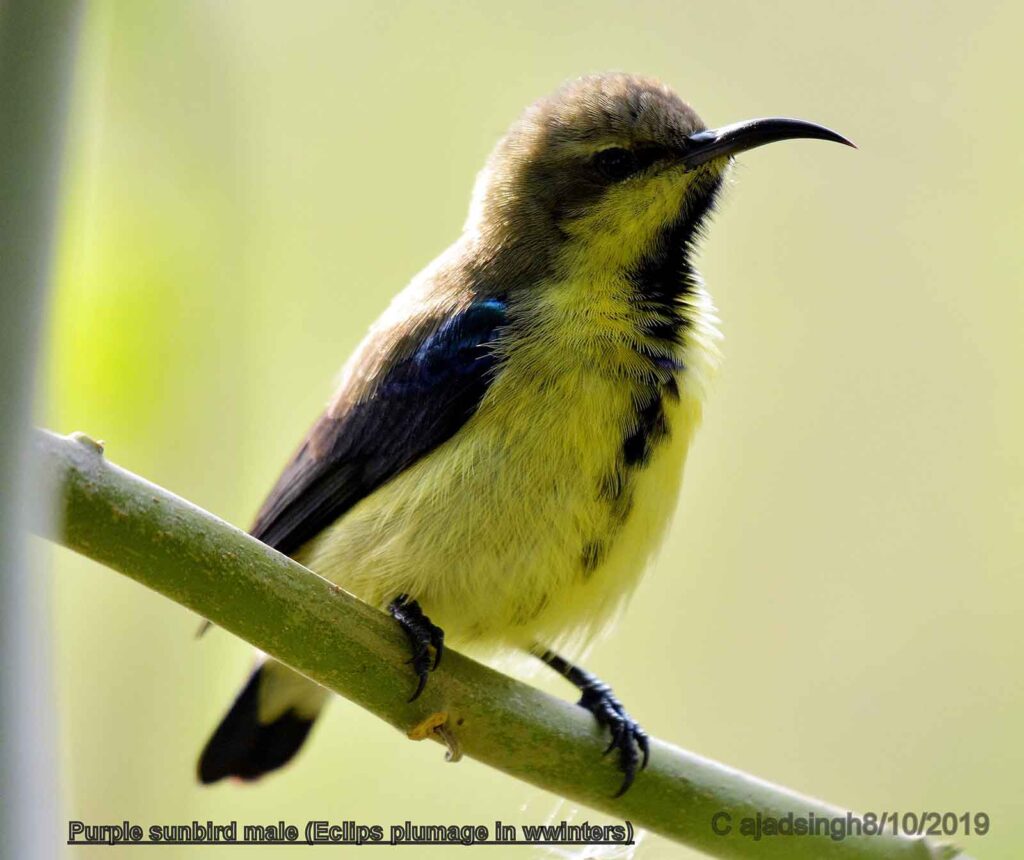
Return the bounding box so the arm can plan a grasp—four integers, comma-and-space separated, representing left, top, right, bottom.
599, 707, 647, 797
638, 732, 651, 770
604, 718, 625, 754
408, 670, 429, 704
537, 649, 649, 797
612, 760, 637, 798
431, 627, 444, 670
388, 594, 445, 702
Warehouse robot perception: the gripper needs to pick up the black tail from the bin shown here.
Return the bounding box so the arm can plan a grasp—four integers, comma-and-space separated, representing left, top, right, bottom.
198, 665, 317, 784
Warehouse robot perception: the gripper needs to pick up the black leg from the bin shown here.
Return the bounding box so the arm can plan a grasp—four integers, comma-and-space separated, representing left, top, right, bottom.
535, 647, 649, 797
388, 594, 445, 702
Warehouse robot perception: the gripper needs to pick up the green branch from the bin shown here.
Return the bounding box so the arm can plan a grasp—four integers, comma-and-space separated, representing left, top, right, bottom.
32, 428, 966, 859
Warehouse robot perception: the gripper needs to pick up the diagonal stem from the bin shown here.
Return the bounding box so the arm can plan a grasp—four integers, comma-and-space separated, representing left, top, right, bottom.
31, 428, 967, 860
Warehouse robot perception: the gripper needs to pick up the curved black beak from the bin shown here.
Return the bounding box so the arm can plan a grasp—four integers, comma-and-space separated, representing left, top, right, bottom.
681, 117, 855, 170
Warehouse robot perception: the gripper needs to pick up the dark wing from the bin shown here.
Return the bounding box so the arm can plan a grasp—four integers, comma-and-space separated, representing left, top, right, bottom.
249, 298, 507, 557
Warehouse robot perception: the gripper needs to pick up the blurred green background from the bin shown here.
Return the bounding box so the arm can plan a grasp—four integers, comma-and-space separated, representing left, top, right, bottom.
40, 1, 1021, 857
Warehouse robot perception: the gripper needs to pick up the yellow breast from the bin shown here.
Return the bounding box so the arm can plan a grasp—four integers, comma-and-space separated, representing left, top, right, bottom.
298, 265, 720, 659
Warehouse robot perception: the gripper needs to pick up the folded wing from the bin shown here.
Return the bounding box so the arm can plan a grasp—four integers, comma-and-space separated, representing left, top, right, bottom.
250, 297, 508, 557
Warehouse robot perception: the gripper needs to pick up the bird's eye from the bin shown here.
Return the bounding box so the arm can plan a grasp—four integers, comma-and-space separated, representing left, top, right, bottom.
593, 147, 639, 182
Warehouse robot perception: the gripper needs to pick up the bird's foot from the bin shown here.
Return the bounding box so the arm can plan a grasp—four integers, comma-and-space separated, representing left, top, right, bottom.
535, 648, 649, 796
388, 594, 444, 702
577, 678, 650, 797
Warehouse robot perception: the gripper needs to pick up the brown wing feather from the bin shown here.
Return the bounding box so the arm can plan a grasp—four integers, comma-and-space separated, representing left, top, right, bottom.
248, 294, 508, 558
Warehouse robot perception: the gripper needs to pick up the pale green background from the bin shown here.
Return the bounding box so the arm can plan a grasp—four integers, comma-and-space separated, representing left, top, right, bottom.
42, 1, 1022, 858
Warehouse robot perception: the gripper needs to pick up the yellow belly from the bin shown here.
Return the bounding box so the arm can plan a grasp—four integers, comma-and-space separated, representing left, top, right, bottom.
296, 281, 718, 659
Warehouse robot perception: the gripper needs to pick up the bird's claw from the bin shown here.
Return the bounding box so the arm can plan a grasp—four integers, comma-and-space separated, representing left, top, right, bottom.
388, 594, 444, 702
578, 681, 650, 797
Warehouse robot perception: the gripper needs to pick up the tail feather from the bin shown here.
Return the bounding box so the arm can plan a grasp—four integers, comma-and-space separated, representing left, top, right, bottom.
198, 662, 324, 784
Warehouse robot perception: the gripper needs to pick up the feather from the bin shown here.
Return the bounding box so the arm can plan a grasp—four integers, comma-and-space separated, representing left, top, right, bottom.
250, 299, 508, 557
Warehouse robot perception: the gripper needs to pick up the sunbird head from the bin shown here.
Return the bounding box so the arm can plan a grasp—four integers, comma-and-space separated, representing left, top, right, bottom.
466, 73, 852, 271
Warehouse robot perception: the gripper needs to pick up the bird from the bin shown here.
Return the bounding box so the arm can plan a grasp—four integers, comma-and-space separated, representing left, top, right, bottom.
197, 72, 852, 796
